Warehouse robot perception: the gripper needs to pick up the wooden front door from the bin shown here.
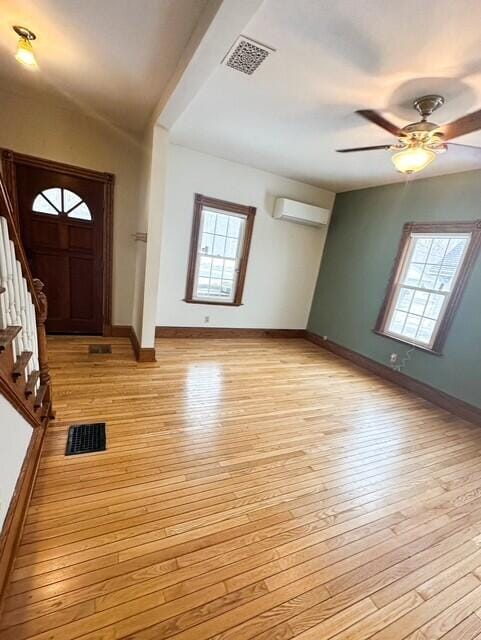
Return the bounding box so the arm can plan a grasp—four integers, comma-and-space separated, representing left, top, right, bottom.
5, 153, 113, 335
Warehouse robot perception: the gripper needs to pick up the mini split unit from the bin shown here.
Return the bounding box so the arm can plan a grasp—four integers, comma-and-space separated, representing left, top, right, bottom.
273, 198, 330, 227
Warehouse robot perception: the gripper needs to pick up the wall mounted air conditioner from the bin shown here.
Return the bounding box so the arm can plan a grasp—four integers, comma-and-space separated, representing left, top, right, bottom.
273, 198, 330, 227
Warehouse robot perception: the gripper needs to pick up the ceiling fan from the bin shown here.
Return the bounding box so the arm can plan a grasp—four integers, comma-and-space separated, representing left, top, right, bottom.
337, 95, 481, 174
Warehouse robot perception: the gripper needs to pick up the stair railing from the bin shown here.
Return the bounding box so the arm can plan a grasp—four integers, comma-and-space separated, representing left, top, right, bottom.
0, 173, 52, 427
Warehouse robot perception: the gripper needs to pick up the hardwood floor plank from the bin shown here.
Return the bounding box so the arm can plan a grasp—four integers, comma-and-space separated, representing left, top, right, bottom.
2, 336, 481, 640
437, 614, 481, 639
411, 582, 481, 639
370, 540, 480, 607
369, 574, 480, 640
329, 590, 424, 640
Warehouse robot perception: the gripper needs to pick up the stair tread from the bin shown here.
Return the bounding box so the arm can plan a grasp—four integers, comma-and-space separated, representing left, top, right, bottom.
34, 384, 47, 409
12, 351, 33, 379
25, 370, 40, 397
0, 326, 21, 352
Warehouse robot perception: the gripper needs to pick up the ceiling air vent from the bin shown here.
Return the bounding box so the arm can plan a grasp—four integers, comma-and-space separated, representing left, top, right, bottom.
223, 36, 274, 75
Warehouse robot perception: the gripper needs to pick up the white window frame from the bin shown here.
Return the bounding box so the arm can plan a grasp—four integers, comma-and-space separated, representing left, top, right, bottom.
382, 231, 472, 350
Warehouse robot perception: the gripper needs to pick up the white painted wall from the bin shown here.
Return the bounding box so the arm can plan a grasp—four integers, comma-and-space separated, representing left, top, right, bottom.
140, 127, 169, 347
132, 126, 154, 341
132, 125, 170, 346
0, 85, 143, 326
0, 395, 32, 529
156, 145, 335, 329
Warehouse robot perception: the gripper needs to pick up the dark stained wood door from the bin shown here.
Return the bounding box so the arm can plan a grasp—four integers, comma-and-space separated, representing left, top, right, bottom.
15, 164, 105, 334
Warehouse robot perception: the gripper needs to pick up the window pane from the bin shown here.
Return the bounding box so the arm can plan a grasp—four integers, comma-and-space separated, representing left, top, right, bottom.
221, 280, 233, 296
203, 211, 216, 234
213, 235, 226, 257
435, 263, 456, 292
417, 318, 436, 344
215, 214, 229, 236
443, 238, 468, 265
209, 278, 222, 295
403, 314, 421, 338
427, 238, 449, 264
197, 277, 210, 296
425, 293, 444, 320
63, 189, 82, 212
403, 263, 424, 286
444, 238, 468, 265
32, 194, 59, 215
395, 288, 414, 312
225, 237, 238, 259
411, 237, 432, 262
227, 216, 242, 238
199, 256, 212, 278
42, 188, 62, 211
223, 259, 235, 279
389, 310, 407, 334
211, 258, 224, 279
201, 233, 214, 255
410, 290, 429, 315
419, 264, 440, 289
68, 202, 92, 220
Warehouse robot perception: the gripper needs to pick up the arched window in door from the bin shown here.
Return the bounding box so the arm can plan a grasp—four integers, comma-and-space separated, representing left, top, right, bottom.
32, 187, 92, 221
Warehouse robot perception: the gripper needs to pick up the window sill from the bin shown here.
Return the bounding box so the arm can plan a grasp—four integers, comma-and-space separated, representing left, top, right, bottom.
183, 298, 243, 307
372, 329, 443, 356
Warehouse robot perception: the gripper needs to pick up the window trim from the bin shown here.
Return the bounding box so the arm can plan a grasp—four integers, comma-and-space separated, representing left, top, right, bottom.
185, 193, 256, 306
375, 220, 481, 355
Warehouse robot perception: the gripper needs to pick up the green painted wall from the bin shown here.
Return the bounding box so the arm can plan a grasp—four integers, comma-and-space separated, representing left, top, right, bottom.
308, 169, 481, 409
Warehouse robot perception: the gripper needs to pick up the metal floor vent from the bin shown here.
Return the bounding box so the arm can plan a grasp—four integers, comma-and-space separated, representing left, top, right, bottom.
66, 423, 106, 456
89, 344, 112, 354
223, 36, 274, 75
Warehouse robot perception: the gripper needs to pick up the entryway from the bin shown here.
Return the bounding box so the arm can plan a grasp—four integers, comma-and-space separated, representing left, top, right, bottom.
2, 150, 113, 335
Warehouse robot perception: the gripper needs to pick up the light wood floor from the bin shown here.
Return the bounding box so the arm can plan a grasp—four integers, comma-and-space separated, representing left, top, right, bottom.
2, 336, 481, 640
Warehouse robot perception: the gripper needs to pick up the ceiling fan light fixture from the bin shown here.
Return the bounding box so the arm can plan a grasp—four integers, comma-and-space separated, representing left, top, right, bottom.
341, 95, 481, 171
391, 146, 436, 174
13, 26, 38, 70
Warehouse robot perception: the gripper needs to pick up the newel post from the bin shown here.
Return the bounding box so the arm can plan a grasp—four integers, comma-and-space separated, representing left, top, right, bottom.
33, 278, 52, 407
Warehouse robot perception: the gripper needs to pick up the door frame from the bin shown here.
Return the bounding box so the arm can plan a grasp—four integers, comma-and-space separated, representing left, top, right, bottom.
2, 149, 114, 336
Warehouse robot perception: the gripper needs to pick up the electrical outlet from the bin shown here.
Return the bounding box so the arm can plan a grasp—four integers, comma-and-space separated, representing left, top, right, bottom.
204, 316, 210, 324
390, 353, 398, 364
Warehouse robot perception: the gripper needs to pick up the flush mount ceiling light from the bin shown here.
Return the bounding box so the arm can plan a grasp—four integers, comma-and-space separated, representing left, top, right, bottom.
337, 94, 481, 175
13, 25, 38, 70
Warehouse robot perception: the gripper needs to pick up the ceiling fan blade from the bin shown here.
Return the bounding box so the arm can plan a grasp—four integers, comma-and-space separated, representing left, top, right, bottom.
447, 142, 481, 152
337, 145, 392, 153
356, 109, 401, 136
441, 108, 481, 141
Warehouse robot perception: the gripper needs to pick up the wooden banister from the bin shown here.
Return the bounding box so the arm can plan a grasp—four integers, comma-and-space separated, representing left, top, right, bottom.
0, 175, 39, 311
0, 172, 53, 425
32, 278, 53, 415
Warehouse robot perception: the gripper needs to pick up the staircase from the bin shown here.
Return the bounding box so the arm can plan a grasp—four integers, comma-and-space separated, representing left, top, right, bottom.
0, 171, 53, 607
0, 175, 53, 426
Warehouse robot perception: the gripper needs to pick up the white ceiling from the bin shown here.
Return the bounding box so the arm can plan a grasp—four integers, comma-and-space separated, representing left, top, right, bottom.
0, 0, 208, 131
170, 0, 481, 191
